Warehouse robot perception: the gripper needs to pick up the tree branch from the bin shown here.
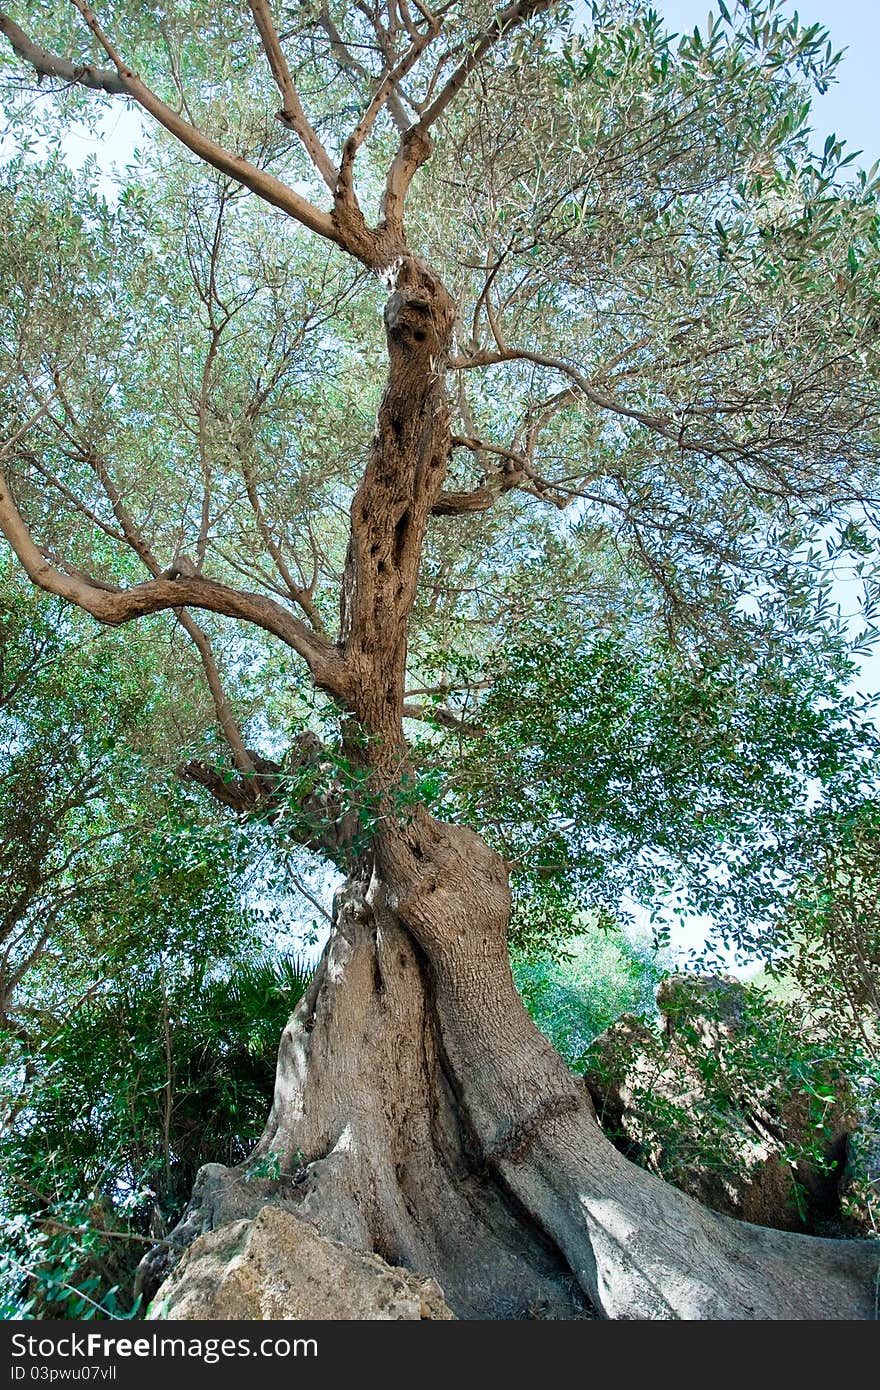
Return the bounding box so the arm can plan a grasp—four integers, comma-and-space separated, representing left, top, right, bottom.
0, 5, 341, 247
175, 615, 258, 779
247, 0, 338, 192
237, 448, 326, 632
182, 733, 361, 866
447, 344, 681, 440
0, 11, 126, 91
419, 0, 554, 130
0, 463, 353, 702
316, 3, 411, 133
181, 753, 280, 815
402, 700, 484, 734
338, 10, 440, 199
432, 434, 567, 513
381, 0, 555, 233
41, 369, 263, 776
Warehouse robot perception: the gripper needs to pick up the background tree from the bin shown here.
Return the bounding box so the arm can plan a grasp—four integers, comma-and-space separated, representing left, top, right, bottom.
0, 562, 315, 1317
777, 798, 880, 1048
1, 0, 880, 1318
1, 953, 312, 1320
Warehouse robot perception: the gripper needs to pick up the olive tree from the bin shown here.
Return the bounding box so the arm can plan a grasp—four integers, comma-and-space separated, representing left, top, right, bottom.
1, 0, 879, 1317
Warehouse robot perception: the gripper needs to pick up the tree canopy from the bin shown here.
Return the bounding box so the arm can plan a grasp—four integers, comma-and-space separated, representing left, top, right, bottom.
0, 0, 878, 949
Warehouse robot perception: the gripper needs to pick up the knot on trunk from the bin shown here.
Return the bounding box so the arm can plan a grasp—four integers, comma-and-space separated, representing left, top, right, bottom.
399, 123, 433, 171
383, 257, 455, 361
383, 819, 511, 964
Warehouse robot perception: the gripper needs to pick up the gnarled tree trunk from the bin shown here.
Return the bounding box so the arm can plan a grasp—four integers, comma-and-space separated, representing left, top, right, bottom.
142, 253, 880, 1321
4, 0, 878, 1328
152, 820, 879, 1320
255, 870, 588, 1320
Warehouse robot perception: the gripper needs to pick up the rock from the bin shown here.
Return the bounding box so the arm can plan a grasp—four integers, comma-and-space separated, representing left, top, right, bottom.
584, 974, 856, 1234
135, 1162, 304, 1305
147, 1204, 455, 1320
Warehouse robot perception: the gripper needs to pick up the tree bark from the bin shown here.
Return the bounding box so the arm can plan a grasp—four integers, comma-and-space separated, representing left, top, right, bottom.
382, 818, 879, 1319
253, 870, 590, 1319
7, 5, 876, 1324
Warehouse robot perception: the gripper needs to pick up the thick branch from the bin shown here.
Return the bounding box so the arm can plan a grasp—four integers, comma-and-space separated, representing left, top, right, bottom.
182, 753, 280, 815
0, 11, 126, 91
432, 435, 566, 513
0, 6, 340, 247
402, 700, 484, 735
0, 464, 352, 702
431, 485, 501, 515
182, 733, 360, 866
247, 0, 338, 192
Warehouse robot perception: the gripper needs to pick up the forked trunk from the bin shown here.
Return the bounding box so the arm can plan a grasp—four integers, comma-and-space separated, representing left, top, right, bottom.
254, 869, 589, 1320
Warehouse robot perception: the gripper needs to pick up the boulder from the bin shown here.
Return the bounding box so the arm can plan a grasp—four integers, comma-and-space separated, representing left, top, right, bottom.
584, 973, 856, 1234
147, 1204, 455, 1320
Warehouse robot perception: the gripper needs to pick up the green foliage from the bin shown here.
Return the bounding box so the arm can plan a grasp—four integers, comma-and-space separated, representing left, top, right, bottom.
513, 923, 662, 1066
773, 797, 880, 1045
0, 560, 265, 1029
0, 564, 314, 1319
456, 615, 878, 957
0, 954, 312, 1319
763, 798, 880, 1231
582, 973, 877, 1232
